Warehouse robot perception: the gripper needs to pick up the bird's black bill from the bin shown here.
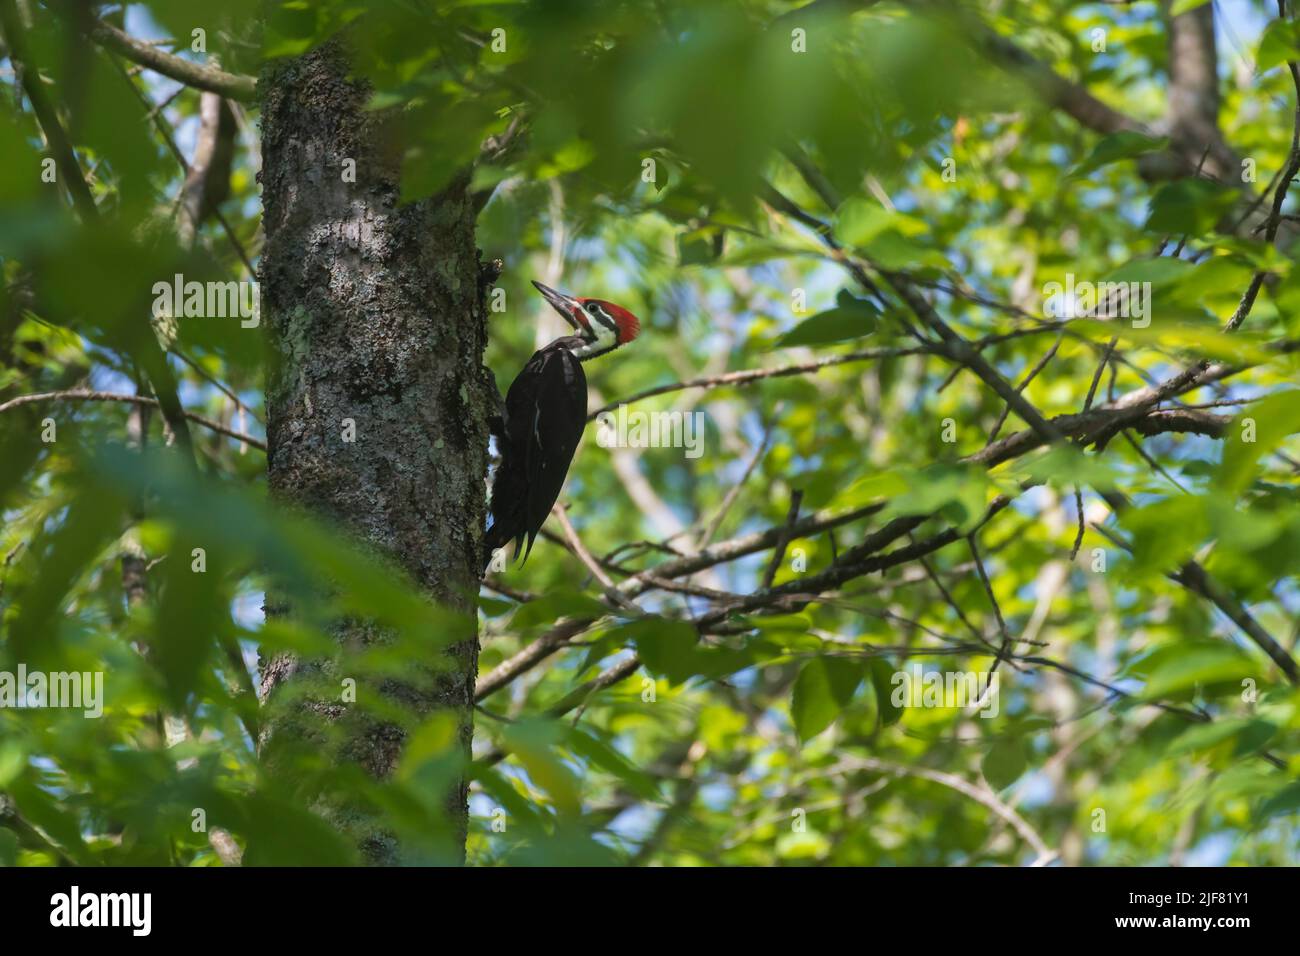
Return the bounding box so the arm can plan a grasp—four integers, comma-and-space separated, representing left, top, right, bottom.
531, 280, 583, 330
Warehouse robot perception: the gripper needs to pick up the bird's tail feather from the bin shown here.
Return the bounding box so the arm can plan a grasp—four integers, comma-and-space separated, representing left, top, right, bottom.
482, 525, 525, 575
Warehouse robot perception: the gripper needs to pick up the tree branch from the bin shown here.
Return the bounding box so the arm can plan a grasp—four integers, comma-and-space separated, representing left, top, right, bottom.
839, 756, 1057, 866
0, 0, 97, 218
87, 18, 256, 101
0, 390, 266, 450
588, 326, 1060, 422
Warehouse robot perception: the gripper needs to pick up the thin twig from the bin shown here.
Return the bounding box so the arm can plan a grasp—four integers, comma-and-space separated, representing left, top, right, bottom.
834, 756, 1057, 867
551, 504, 639, 612
1070, 486, 1086, 561
967, 535, 1013, 682
0, 390, 266, 450
697, 421, 774, 548
761, 489, 804, 590
86, 17, 256, 100
987, 332, 1063, 443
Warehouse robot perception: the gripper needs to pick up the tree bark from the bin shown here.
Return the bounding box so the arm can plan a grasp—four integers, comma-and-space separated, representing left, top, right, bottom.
1164, 0, 1235, 180
258, 39, 490, 864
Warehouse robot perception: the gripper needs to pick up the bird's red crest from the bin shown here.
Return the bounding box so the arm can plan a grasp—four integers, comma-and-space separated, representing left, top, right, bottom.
588, 299, 641, 345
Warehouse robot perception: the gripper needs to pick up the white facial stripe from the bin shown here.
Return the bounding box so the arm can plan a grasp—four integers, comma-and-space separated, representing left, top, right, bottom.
573, 319, 619, 359
586, 302, 618, 333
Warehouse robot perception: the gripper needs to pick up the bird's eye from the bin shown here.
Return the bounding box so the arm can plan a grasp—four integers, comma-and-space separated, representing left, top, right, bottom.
586, 302, 600, 314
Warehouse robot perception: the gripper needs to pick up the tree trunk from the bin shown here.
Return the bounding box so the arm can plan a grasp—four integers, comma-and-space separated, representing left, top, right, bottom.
257, 39, 489, 864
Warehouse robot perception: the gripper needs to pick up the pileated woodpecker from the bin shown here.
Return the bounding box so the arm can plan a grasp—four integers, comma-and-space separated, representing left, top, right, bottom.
482, 280, 641, 573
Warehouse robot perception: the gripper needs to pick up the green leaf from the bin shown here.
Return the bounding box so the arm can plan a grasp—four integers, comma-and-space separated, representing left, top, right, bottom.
89, 446, 470, 651
1170, 718, 1277, 757
775, 291, 879, 347
1162, 255, 1258, 309
879, 463, 995, 531
1070, 317, 1273, 365
239, 792, 358, 866
510, 588, 609, 630
833, 197, 897, 247
477, 596, 515, 617
7, 485, 124, 661
1144, 179, 1239, 237
0, 742, 27, 789
837, 468, 908, 509
6, 779, 91, 865
1257, 19, 1300, 73
870, 658, 903, 727
1013, 446, 1122, 491
1141, 643, 1258, 699
677, 228, 720, 266
719, 232, 824, 266
1170, 0, 1212, 15
1217, 390, 1300, 494
153, 538, 229, 708
776, 829, 830, 859
566, 728, 662, 802
740, 612, 815, 633
1120, 493, 1209, 574
1071, 131, 1169, 178
1258, 783, 1300, 821
982, 739, 1027, 790
397, 712, 462, 782
472, 767, 546, 829
472, 765, 548, 828
631, 617, 705, 684
832, 199, 946, 269
501, 720, 582, 816
791, 656, 864, 741
859, 231, 949, 271
1102, 256, 1193, 287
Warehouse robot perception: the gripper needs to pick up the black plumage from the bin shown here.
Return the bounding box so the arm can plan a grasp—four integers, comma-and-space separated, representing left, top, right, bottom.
482, 336, 588, 571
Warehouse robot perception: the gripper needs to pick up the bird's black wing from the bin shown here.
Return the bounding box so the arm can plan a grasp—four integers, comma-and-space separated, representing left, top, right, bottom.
483, 343, 587, 569
518, 346, 587, 561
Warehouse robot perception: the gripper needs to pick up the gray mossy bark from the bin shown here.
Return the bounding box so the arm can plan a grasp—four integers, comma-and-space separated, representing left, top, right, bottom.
257, 39, 490, 864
